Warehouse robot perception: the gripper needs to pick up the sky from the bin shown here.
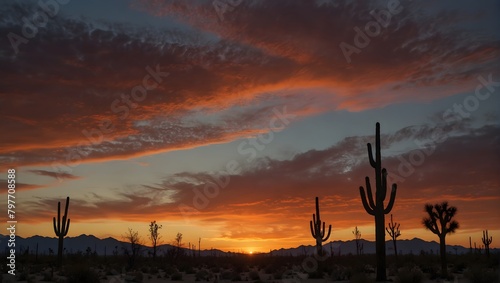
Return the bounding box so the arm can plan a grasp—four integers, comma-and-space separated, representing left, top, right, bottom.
0, 0, 499, 254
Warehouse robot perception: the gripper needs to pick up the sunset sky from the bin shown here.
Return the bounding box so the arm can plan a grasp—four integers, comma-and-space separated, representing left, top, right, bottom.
0, 0, 499, 253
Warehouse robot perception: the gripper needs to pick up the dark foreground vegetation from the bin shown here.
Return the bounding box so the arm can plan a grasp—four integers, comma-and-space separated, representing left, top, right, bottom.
3, 250, 499, 283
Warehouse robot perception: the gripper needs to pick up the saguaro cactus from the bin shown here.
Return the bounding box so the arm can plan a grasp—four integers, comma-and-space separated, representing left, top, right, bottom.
53, 197, 70, 266
482, 230, 493, 257
386, 214, 401, 258
310, 197, 331, 256
359, 122, 397, 281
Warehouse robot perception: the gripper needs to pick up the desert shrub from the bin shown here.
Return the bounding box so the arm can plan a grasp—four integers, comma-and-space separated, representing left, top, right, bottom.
419, 263, 439, 280
42, 270, 53, 281
17, 271, 29, 281
220, 270, 235, 280
264, 264, 277, 274
464, 265, 500, 283
231, 273, 242, 281
349, 273, 374, 283
220, 270, 242, 281
395, 265, 423, 283
273, 270, 283, 280
195, 269, 210, 281
66, 265, 100, 283
330, 265, 352, 281
171, 271, 183, 281
163, 265, 177, 276
249, 270, 260, 280
307, 271, 323, 279
452, 261, 467, 274
125, 271, 143, 283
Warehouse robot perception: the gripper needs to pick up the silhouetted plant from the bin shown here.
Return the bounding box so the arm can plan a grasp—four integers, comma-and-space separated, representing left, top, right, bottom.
122, 228, 142, 269
353, 226, 362, 256
481, 230, 492, 257
310, 196, 331, 256
386, 214, 401, 258
359, 122, 397, 281
469, 236, 473, 254
422, 201, 459, 278
148, 220, 162, 259
53, 196, 70, 267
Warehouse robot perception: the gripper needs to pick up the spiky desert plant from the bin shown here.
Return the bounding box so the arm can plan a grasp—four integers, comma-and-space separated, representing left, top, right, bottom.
310, 197, 331, 256
353, 226, 362, 256
422, 201, 459, 278
53, 197, 70, 267
386, 214, 401, 258
359, 122, 397, 281
148, 220, 162, 259
482, 230, 493, 257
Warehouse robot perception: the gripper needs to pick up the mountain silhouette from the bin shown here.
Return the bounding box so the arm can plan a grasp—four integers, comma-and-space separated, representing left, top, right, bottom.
1, 234, 495, 256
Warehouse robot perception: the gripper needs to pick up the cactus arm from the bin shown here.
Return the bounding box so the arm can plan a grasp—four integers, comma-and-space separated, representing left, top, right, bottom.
57, 201, 61, 231
375, 122, 381, 163
64, 197, 69, 216
365, 177, 376, 209
360, 186, 375, 216
64, 219, 70, 236
310, 220, 316, 238
53, 217, 59, 236
323, 225, 332, 241
61, 215, 67, 236
383, 184, 397, 214
367, 143, 376, 168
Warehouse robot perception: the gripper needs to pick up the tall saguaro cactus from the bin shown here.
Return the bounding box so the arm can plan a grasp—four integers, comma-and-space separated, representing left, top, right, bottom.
482, 230, 493, 257
310, 197, 332, 256
359, 122, 397, 281
53, 197, 70, 266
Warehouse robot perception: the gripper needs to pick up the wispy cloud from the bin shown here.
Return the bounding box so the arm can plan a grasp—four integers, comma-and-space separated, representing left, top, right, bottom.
15, 123, 500, 243
1, 1, 498, 170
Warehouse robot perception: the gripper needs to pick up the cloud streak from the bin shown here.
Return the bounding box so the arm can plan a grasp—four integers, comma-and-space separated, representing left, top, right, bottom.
1, 1, 499, 170
15, 123, 500, 245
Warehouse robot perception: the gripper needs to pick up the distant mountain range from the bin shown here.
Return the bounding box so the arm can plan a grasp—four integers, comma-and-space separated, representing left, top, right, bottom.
0, 234, 496, 257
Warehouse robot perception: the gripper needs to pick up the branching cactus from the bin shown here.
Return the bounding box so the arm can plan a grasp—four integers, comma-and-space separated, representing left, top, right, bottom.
359, 122, 397, 281
422, 201, 459, 278
310, 197, 331, 256
53, 197, 70, 266
482, 230, 492, 257
386, 214, 401, 258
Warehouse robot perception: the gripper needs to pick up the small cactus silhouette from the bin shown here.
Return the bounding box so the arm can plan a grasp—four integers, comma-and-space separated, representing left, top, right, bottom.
386, 214, 401, 258
353, 226, 362, 256
310, 197, 331, 256
482, 230, 492, 257
359, 122, 397, 281
53, 197, 70, 267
